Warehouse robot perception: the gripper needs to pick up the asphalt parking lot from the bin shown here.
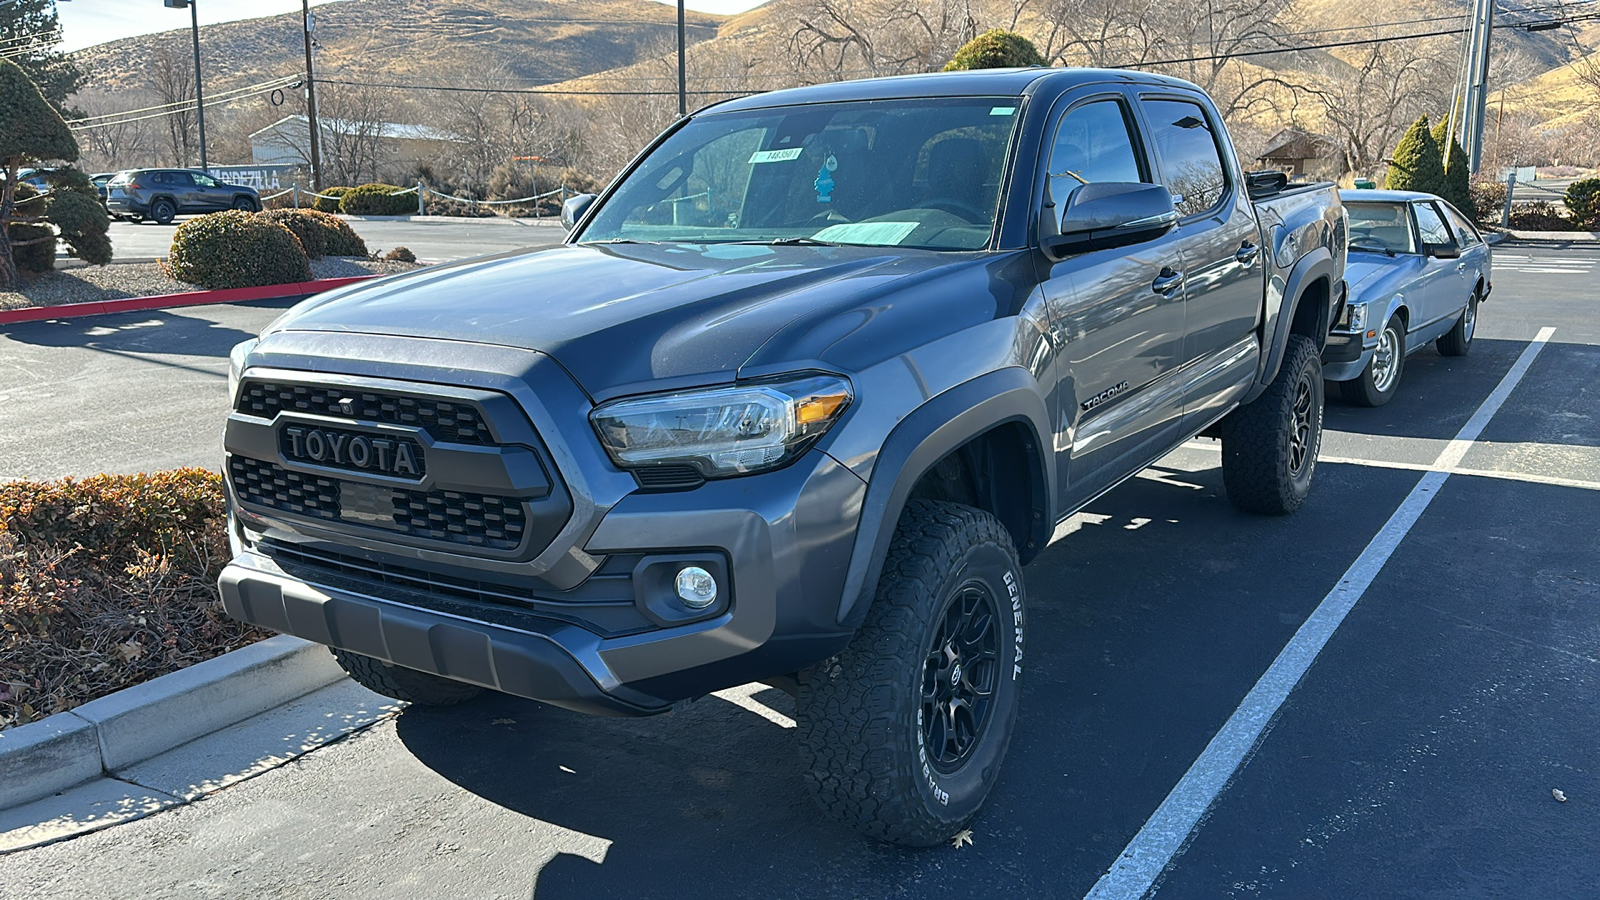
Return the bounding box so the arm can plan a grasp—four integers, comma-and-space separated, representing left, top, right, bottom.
96, 215, 568, 264
0, 241, 1596, 898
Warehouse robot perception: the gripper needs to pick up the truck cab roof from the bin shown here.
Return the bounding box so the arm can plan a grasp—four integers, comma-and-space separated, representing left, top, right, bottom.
705, 67, 1206, 114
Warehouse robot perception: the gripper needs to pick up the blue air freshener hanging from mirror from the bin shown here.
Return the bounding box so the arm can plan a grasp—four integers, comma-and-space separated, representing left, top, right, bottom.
815, 154, 838, 202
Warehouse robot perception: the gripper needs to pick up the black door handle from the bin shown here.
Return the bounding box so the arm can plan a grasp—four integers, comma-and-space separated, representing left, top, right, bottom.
1236, 242, 1260, 265
1152, 268, 1184, 296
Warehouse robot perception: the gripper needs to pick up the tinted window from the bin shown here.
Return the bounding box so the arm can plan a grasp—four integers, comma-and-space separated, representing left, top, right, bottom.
1142, 99, 1228, 217
1442, 204, 1481, 246
1048, 99, 1144, 191
171, 172, 196, 186
1414, 202, 1453, 246
582, 97, 1022, 250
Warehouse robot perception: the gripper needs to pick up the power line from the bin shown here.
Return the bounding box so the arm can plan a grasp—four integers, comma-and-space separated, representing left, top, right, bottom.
69, 77, 301, 131
71, 75, 300, 123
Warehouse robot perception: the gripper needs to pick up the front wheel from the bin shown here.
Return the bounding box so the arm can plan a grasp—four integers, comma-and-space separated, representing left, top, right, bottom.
232, 196, 259, 212
1221, 334, 1324, 515
149, 199, 176, 225
330, 648, 483, 706
1436, 289, 1478, 356
797, 500, 1025, 846
1340, 314, 1406, 407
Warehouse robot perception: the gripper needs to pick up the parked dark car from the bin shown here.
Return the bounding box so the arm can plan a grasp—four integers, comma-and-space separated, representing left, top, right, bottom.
1322, 189, 1490, 406
90, 172, 119, 206
104, 168, 261, 224
220, 68, 1345, 845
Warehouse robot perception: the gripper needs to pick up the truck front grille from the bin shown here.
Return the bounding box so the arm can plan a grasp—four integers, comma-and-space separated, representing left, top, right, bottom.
237, 382, 492, 444
230, 457, 527, 551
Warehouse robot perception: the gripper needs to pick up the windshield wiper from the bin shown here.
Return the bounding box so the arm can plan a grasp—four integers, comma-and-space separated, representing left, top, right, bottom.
584, 238, 662, 245
1348, 243, 1396, 257
735, 237, 842, 247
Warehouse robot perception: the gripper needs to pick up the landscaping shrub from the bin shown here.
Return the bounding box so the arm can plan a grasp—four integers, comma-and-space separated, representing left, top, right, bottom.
1565, 177, 1600, 230
168, 210, 312, 289
258, 208, 368, 258
1507, 200, 1571, 231
8, 184, 54, 273
1470, 180, 1508, 225
0, 470, 269, 728
1429, 120, 1476, 220
1384, 116, 1445, 195
384, 245, 416, 262
339, 183, 415, 216
943, 29, 1044, 70
312, 185, 349, 213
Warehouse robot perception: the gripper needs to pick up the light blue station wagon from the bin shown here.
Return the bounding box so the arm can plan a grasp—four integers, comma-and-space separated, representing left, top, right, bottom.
1322, 189, 1492, 406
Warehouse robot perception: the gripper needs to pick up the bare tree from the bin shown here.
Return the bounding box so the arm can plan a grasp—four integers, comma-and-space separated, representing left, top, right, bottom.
314, 84, 397, 185
147, 42, 197, 166
788, 0, 980, 80
71, 90, 155, 172
1294, 32, 1455, 175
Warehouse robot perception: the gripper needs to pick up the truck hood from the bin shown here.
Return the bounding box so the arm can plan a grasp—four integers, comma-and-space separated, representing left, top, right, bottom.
266, 243, 975, 397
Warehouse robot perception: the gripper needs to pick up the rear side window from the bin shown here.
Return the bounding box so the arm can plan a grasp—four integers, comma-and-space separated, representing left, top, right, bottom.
1142, 98, 1229, 217
1414, 202, 1454, 247
1048, 99, 1144, 191
1442, 204, 1481, 246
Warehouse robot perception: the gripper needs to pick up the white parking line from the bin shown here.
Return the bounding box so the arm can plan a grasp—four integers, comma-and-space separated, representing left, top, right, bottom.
1083, 326, 1557, 900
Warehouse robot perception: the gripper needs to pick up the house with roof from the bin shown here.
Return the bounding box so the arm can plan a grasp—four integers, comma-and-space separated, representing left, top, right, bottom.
1256, 129, 1345, 180
249, 115, 464, 184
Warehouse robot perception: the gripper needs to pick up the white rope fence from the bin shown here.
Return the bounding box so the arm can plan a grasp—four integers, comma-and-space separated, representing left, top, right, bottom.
257, 182, 575, 218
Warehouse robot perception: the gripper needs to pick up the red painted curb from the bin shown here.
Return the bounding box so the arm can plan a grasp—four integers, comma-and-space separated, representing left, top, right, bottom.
0, 275, 375, 326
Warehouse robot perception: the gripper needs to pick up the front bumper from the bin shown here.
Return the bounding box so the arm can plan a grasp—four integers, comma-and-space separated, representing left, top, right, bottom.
1321, 330, 1374, 382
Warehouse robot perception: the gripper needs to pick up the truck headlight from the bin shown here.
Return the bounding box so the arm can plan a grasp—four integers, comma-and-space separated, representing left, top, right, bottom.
227, 338, 258, 402
590, 374, 852, 478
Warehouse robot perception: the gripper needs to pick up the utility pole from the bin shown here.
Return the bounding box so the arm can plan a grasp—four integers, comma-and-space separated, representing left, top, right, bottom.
677, 0, 687, 117
1460, 0, 1495, 172
163, 0, 207, 170
302, 0, 323, 191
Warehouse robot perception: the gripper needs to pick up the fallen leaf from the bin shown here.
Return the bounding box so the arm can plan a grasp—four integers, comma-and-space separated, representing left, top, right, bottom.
1553, 789, 1568, 803
490, 718, 516, 725
951, 828, 974, 849
115, 641, 144, 662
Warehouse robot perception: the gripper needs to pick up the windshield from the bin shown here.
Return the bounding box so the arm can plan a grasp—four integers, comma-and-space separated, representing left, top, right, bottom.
578, 97, 1023, 251
1345, 202, 1416, 254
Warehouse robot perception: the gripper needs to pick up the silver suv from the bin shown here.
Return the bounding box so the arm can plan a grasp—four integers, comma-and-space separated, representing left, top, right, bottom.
105, 168, 262, 224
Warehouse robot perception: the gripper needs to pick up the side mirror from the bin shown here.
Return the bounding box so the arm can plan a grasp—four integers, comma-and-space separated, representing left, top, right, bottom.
1427, 243, 1461, 260
561, 193, 597, 231
1040, 182, 1178, 261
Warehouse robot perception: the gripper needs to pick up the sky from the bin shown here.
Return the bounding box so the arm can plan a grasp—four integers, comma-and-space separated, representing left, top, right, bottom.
55, 0, 769, 53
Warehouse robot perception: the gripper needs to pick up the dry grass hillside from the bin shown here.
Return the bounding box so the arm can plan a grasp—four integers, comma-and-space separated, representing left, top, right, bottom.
73, 0, 727, 96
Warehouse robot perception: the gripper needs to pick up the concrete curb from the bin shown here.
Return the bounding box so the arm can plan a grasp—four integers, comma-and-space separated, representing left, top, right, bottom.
1499, 229, 1600, 242
0, 635, 343, 811
0, 276, 374, 326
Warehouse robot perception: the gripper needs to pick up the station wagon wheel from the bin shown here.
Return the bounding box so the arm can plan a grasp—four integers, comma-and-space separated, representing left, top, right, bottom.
1437, 288, 1479, 357
1340, 315, 1405, 407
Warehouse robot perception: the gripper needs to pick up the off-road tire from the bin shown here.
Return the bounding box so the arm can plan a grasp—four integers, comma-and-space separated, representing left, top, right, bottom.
1436, 289, 1478, 356
150, 199, 176, 225
330, 648, 483, 706
1221, 334, 1324, 515
797, 500, 1025, 846
1340, 315, 1405, 407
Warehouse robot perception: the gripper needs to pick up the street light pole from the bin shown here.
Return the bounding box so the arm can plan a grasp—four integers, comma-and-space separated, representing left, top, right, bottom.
164, 0, 208, 170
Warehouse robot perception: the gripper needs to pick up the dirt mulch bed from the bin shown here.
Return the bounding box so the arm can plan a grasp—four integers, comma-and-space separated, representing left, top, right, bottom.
0, 471, 271, 730
0, 257, 423, 312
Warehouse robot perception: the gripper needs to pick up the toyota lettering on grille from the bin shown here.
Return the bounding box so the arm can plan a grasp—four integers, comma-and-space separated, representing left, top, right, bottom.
281, 425, 425, 478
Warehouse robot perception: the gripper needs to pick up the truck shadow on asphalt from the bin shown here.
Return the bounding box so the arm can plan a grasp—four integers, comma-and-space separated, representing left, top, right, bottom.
1324, 333, 1600, 445
389, 457, 1422, 899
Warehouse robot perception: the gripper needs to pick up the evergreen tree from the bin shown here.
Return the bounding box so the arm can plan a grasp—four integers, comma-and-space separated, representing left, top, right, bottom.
1430, 119, 1477, 220
0, 59, 110, 288
1384, 116, 1445, 196
943, 30, 1045, 71
0, 0, 83, 117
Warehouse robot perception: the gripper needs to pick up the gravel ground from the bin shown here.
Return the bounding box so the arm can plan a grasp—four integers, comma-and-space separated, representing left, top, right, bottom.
0, 258, 422, 311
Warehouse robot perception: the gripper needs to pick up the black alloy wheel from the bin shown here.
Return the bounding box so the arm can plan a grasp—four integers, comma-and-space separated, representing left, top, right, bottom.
922, 583, 1002, 773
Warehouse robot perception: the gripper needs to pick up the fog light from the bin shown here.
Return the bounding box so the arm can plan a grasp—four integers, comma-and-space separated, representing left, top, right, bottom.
674, 566, 718, 609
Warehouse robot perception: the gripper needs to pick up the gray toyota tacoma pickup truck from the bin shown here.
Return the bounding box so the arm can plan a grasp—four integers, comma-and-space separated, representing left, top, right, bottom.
220, 67, 1345, 845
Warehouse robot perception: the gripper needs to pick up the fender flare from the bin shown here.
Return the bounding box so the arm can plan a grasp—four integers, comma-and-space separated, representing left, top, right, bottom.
835, 367, 1055, 627
1248, 248, 1335, 404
